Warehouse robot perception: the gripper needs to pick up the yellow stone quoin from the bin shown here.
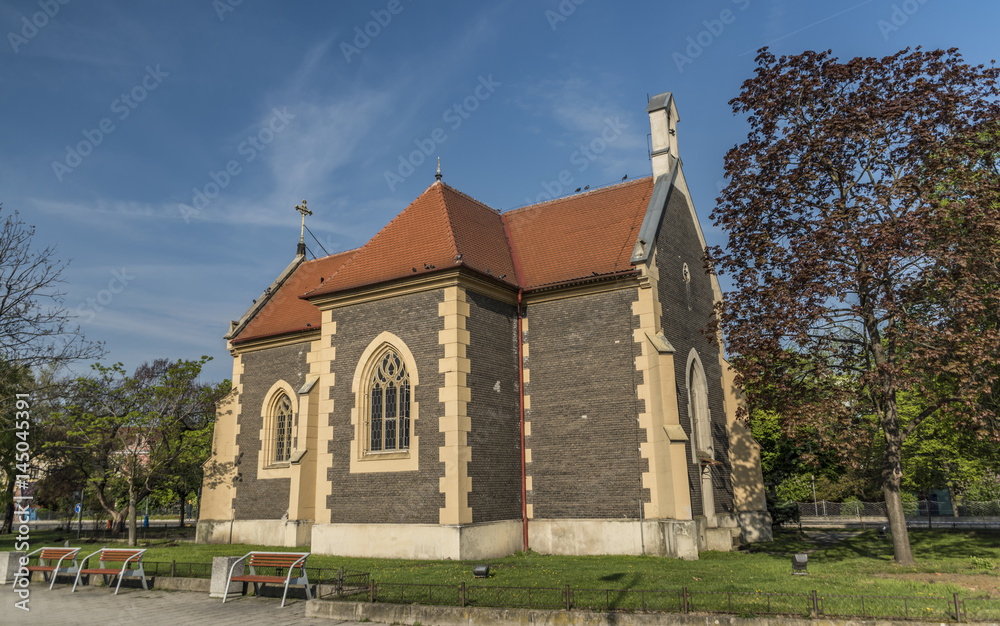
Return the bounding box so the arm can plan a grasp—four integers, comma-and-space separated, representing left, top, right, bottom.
438, 286, 473, 525
632, 249, 693, 522
309, 312, 337, 523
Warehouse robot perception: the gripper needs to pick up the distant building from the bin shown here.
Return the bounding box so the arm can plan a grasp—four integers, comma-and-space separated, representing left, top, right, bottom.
197, 91, 771, 559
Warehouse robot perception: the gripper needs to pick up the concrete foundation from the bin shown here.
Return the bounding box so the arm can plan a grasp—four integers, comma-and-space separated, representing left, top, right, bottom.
195, 513, 773, 560
196, 518, 312, 547
528, 518, 699, 559
311, 519, 522, 560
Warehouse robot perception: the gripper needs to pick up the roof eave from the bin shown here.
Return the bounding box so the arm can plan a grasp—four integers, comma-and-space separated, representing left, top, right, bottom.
226, 253, 306, 341
231, 325, 320, 346
524, 269, 640, 293
302, 263, 519, 303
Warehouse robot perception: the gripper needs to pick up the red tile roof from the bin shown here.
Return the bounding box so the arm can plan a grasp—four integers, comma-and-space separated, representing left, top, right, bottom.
304, 182, 516, 299
234, 250, 354, 344
231, 177, 653, 343
503, 177, 652, 289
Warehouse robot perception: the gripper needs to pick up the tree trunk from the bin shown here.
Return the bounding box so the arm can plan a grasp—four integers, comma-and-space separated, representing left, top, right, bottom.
113, 509, 127, 533
866, 300, 916, 566
127, 484, 137, 547
178, 493, 185, 528
880, 390, 916, 565
948, 484, 959, 517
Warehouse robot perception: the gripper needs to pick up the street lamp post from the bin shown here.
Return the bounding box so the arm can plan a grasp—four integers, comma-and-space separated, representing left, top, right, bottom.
76, 488, 84, 540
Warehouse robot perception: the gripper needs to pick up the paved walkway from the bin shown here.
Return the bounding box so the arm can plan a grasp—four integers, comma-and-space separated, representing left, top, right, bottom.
13, 584, 372, 625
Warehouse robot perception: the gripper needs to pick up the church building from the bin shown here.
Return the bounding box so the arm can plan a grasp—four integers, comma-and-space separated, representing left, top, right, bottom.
197, 92, 771, 560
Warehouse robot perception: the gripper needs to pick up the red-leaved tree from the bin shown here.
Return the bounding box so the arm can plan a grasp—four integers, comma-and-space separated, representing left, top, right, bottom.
708, 47, 1000, 565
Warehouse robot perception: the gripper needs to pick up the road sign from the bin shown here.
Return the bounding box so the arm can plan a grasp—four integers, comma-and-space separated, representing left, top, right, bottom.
75, 503, 81, 514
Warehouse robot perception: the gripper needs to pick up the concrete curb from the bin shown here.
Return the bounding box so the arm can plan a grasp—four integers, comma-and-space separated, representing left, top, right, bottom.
305, 599, 999, 626
152, 576, 211, 592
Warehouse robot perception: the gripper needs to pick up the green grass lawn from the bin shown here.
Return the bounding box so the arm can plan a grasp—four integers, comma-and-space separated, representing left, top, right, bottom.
4, 527, 998, 598
5, 527, 999, 618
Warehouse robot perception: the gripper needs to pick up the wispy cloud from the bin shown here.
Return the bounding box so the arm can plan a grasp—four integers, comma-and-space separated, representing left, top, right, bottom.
514, 77, 646, 151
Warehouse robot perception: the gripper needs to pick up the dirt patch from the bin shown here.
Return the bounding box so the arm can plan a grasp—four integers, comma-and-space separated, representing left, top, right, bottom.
876, 571, 1000, 597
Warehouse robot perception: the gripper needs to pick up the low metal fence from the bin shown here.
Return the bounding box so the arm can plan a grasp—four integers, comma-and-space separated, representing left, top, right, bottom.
144, 561, 212, 578
339, 582, 1000, 622
313, 568, 370, 598
81, 560, 1000, 622
797, 499, 1000, 519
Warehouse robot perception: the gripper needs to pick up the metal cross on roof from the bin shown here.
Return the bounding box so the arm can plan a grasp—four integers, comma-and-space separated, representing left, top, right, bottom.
295, 199, 312, 244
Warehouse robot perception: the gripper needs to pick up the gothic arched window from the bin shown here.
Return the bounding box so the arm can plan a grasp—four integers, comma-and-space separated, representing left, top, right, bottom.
366, 348, 411, 453
270, 392, 293, 463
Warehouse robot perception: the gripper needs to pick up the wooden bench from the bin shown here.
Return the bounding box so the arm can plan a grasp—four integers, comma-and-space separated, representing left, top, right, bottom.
24, 547, 81, 589
72, 548, 148, 595
223, 552, 311, 607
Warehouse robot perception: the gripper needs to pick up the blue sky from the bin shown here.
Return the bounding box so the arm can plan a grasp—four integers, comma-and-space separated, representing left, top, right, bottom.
2, 0, 996, 383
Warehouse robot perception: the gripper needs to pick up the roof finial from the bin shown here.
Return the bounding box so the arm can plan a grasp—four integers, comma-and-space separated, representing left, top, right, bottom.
295, 199, 312, 256
435, 157, 442, 182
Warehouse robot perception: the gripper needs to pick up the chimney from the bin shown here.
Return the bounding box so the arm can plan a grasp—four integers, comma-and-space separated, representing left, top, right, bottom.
647, 92, 679, 180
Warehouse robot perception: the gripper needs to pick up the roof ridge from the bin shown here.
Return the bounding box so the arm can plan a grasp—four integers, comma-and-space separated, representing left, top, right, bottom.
303, 185, 441, 296
504, 176, 653, 214
433, 182, 460, 260
438, 182, 499, 214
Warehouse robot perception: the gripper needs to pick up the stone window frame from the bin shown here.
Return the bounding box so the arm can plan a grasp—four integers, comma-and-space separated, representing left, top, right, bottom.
350, 332, 420, 474
686, 349, 713, 462
686, 348, 716, 520
364, 347, 411, 454
259, 380, 298, 473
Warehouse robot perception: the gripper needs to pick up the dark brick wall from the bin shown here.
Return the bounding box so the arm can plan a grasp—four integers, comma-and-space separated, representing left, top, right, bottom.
525, 288, 647, 519
233, 342, 308, 520
326, 290, 446, 524
466, 291, 522, 523
654, 188, 734, 516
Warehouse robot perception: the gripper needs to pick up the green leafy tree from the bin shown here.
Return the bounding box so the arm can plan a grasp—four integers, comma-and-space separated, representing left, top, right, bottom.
709, 48, 1000, 565
45, 357, 229, 546
901, 391, 1000, 507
